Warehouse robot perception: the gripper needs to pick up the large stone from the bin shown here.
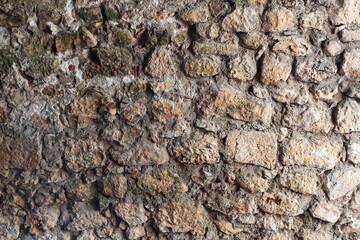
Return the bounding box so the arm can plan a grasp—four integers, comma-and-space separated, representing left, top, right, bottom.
282, 136, 342, 169
101, 174, 127, 199
351, 190, 360, 211
295, 56, 337, 83
259, 192, 303, 216
225, 131, 278, 169
201, 85, 274, 123
341, 49, 360, 81
348, 135, 360, 164
279, 167, 318, 194
0, 138, 40, 170
180, 5, 210, 25
262, 7, 296, 32
67, 208, 108, 231
227, 51, 257, 81
222, 6, 261, 32
145, 47, 172, 78
334, 98, 360, 133
329, 0, 360, 26
173, 134, 220, 164
110, 139, 169, 166
272, 36, 312, 56
193, 41, 239, 56
206, 195, 257, 215
0, 215, 20, 240
261, 52, 292, 85
154, 202, 208, 235
151, 99, 182, 122
122, 102, 147, 126
340, 29, 360, 42
325, 166, 360, 200
114, 202, 148, 226
269, 82, 309, 104
238, 176, 270, 193
311, 202, 341, 223
300, 9, 327, 30
184, 56, 220, 78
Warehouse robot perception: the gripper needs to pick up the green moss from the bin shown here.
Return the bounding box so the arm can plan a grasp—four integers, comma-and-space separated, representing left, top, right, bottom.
55, 31, 83, 52
77, 7, 103, 23
0, 50, 15, 77
24, 35, 53, 56
104, 6, 119, 21
173, 30, 188, 47
115, 31, 132, 47
30, 54, 59, 77
149, 30, 169, 46
231, 0, 265, 5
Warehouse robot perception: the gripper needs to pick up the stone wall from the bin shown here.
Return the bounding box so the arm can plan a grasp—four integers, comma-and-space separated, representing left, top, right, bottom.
1, 0, 360, 239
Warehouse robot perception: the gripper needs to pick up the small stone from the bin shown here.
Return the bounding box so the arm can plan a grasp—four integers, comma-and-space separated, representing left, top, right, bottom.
259, 192, 303, 216
311, 202, 341, 223
340, 29, 360, 42
109, 29, 136, 47
334, 98, 360, 133
295, 56, 337, 83
214, 219, 242, 235
282, 104, 333, 133
240, 31, 265, 50
350, 190, 360, 211
101, 174, 127, 198
67, 208, 108, 231
127, 226, 146, 240
64, 139, 105, 172
325, 40, 342, 56
252, 85, 270, 99
0, 138, 40, 170
225, 131, 278, 169
272, 36, 312, 56
145, 47, 172, 78
110, 139, 169, 166
269, 82, 309, 104
325, 165, 360, 200
82, 29, 98, 48
329, 0, 360, 26
0, 215, 20, 240
341, 48, 360, 80
222, 6, 261, 32
209, 1, 231, 18
154, 202, 208, 235
173, 134, 220, 164
196, 22, 219, 39
238, 176, 270, 193
114, 202, 148, 226
152, 99, 182, 122
227, 51, 257, 81
312, 80, 339, 101
282, 136, 342, 169
279, 167, 318, 194
300, 9, 327, 30
202, 85, 274, 123
180, 5, 209, 25
206, 195, 257, 215
122, 102, 147, 126
348, 135, 360, 164
184, 56, 220, 77
261, 52, 292, 85
193, 41, 239, 56
262, 7, 296, 32
0, 27, 10, 48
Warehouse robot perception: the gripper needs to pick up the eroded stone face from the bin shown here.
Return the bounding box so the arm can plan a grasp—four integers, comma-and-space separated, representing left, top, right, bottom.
145, 47, 172, 78
184, 56, 221, 77
114, 202, 148, 227
325, 166, 360, 200
261, 52, 292, 85
341, 49, 360, 81
222, 6, 261, 32
259, 192, 303, 216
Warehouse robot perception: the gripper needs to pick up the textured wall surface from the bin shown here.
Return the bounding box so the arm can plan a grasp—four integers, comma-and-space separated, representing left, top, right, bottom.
1, 0, 360, 239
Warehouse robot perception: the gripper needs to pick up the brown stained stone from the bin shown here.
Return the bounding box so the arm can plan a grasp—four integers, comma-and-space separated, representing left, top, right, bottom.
295, 56, 337, 83
179, 5, 210, 25
184, 56, 221, 78
335, 98, 360, 133
272, 36, 312, 56
259, 192, 303, 216
222, 6, 261, 32
101, 174, 127, 199
279, 167, 318, 195
225, 131, 277, 169
227, 51, 257, 81
0, 138, 39, 170
262, 7, 296, 33
114, 202, 148, 226
152, 99, 182, 123
154, 202, 208, 235
145, 47, 172, 78
110, 139, 169, 166
206, 195, 257, 215
202, 85, 273, 123
282, 136, 342, 170
311, 202, 341, 223
341, 48, 360, 81
238, 177, 270, 193
300, 9, 327, 30
193, 41, 239, 56
261, 52, 292, 85
122, 102, 147, 126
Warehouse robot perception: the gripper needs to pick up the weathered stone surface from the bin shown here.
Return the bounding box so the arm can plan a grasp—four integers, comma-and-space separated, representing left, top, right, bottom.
238, 176, 270, 193
154, 202, 208, 235
351, 190, 360, 211
152, 99, 182, 122
196, 22, 219, 39
184, 56, 220, 77
214, 219, 242, 235
207, 195, 257, 215
127, 226, 146, 240
67, 208, 108, 231
325, 166, 360, 200
0, 215, 20, 240
222, 6, 261, 32
282, 104, 333, 133
110, 139, 169, 166
312, 80, 339, 101
0, 138, 40, 170
334, 98, 360, 133
329, 0, 360, 26
180, 5, 210, 24
300, 9, 327, 30
259, 192, 303, 216
341, 48, 360, 80
263, 7, 296, 32
225, 131, 278, 169
340, 29, 360, 42
122, 102, 147, 126
269, 82, 309, 104
114, 202, 148, 226
227, 51, 257, 81
295, 56, 337, 83
325, 40, 342, 56
145, 47, 172, 78
282, 136, 342, 169
193, 41, 239, 56
280, 167, 318, 194
202, 85, 274, 123
347, 135, 360, 164
64, 139, 105, 172
101, 174, 127, 199
311, 202, 341, 223
240, 31, 265, 50
272, 36, 312, 56
261, 52, 292, 85
173, 134, 220, 164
